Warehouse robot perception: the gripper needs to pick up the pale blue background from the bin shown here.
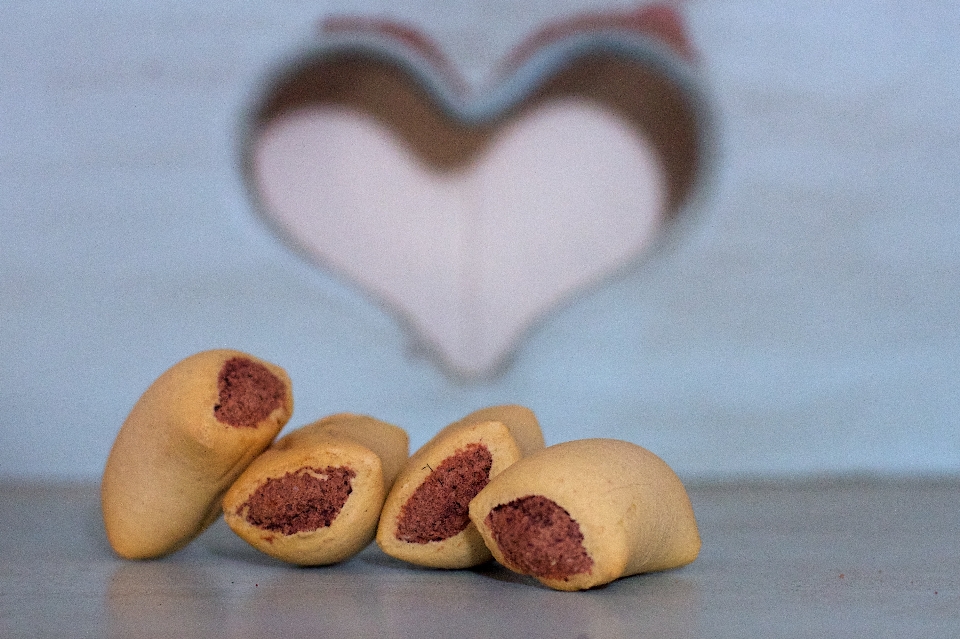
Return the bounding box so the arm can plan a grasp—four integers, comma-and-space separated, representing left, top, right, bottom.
2, 1, 958, 481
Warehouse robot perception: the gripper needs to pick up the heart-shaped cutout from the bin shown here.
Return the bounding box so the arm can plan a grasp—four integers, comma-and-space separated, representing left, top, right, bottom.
245, 6, 711, 379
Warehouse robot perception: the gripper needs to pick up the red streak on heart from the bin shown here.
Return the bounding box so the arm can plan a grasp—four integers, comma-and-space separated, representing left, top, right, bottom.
319, 4, 696, 91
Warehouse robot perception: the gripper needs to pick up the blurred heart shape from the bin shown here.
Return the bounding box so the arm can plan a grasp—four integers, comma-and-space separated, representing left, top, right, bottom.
245, 5, 711, 379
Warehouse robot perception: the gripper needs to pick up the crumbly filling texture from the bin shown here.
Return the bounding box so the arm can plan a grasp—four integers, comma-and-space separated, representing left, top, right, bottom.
486, 495, 593, 580
214, 357, 286, 427
241, 466, 356, 535
395, 443, 493, 544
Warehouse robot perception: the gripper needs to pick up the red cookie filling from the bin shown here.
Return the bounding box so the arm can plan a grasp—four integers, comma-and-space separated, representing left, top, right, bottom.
395, 443, 493, 543
486, 495, 593, 580
214, 357, 286, 427
241, 466, 356, 535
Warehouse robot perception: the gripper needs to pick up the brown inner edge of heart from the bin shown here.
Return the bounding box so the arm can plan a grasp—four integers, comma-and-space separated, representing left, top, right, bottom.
246, 49, 701, 219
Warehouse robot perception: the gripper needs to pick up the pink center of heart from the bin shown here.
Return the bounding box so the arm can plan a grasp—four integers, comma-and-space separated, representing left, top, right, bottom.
252, 99, 666, 377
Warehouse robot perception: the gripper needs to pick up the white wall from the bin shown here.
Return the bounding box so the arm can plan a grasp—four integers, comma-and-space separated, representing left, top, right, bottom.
2, 0, 958, 481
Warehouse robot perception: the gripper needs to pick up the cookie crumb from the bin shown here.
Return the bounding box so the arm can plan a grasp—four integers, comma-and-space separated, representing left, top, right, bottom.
242, 466, 355, 534
214, 357, 286, 427
486, 495, 593, 580
396, 443, 493, 543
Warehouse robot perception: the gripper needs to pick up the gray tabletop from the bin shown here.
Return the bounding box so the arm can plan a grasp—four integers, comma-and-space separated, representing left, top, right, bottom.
2, 477, 957, 638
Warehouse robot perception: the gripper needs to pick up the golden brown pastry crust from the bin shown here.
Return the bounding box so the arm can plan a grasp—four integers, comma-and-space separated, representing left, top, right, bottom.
222, 413, 409, 565
101, 349, 293, 559
469, 438, 701, 591
376, 405, 544, 569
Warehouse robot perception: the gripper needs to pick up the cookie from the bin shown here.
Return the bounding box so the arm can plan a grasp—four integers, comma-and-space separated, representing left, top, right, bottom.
222, 413, 409, 565
469, 438, 701, 590
101, 349, 293, 559
376, 405, 544, 569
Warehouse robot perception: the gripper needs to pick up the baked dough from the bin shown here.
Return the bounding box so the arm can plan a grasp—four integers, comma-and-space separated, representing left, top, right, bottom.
376, 405, 544, 568
469, 438, 701, 590
101, 349, 293, 559
222, 413, 409, 565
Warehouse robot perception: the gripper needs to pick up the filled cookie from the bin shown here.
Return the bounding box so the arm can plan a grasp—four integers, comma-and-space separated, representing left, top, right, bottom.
101, 349, 293, 559
222, 413, 409, 565
469, 438, 701, 591
376, 405, 544, 569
